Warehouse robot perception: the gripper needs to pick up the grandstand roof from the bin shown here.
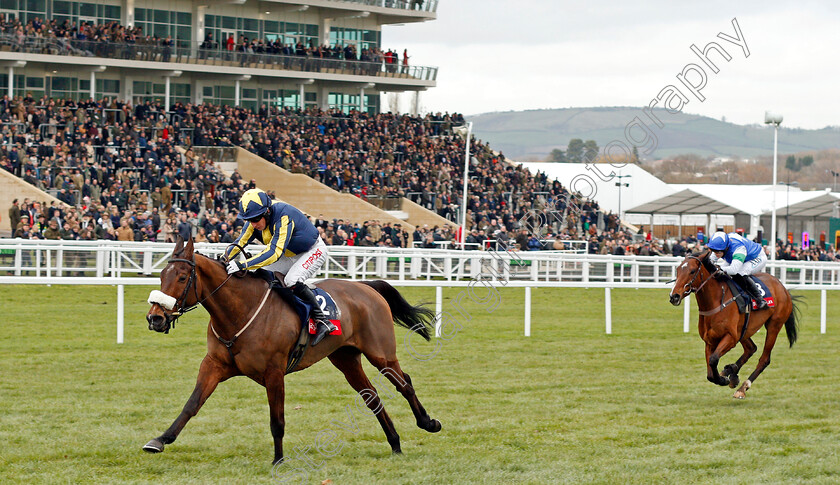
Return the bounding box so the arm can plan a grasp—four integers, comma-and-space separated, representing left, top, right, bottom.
632, 184, 840, 218
761, 190, 840, 218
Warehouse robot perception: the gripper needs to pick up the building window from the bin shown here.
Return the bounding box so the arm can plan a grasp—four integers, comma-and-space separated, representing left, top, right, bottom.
205, 15, 318, 48
172, 83, 191, 105
135, 8, 192, 47
49, 76, 79, 100
52, 1, 121, 26
0, 73, 26, 98
329, 27, 381, 50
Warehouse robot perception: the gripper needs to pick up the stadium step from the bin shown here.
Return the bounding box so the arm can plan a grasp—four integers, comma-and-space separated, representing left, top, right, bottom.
0, 168, 70, 237
234, 147, 417, 231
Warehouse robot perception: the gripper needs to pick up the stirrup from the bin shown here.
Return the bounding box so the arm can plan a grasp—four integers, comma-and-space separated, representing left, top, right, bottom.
311, 319, 335, 346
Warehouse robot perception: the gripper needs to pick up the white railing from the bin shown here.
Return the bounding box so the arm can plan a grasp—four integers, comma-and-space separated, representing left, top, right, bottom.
0, 239, 835, 341
2, 239, 840, 286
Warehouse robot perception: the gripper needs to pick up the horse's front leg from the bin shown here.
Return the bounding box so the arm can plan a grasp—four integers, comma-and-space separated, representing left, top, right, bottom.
265, 368, 286, 465
721, 337, 757, 389
143, 355, 235, 453
706, 334, 736, 387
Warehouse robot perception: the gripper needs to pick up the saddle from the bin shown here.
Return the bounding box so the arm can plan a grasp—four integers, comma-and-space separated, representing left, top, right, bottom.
253, 269, 342, 373
725, 275, 775, 314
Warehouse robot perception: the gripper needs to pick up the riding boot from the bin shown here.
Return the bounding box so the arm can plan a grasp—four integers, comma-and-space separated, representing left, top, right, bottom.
736, 274, 768, 310
292, 282, 336, 346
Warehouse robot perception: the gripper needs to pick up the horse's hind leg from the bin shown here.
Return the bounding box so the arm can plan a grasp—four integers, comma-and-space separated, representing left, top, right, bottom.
144, 355, 234, 453
328, 348, 402, 454
722, 337, 757, 389
363, 355, 441, 434
734, 319, 784, 399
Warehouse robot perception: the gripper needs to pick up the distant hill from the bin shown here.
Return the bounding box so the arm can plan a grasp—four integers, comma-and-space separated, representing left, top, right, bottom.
467, 107, 840, 160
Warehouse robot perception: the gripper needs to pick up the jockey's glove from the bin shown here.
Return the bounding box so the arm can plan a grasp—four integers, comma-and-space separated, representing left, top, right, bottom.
226, 260, 244, 274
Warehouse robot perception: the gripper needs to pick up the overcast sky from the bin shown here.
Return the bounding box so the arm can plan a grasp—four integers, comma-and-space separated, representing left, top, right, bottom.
382, 0, 840, 129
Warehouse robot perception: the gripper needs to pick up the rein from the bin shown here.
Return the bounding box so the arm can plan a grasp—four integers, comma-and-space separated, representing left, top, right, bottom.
209, 284, 272, 361
161, 254, 271, 363
681, 255, 753, 338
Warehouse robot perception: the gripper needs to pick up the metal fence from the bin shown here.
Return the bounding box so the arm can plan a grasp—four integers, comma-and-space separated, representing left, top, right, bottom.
1, 239, 835, 341
3, 239, 840, 286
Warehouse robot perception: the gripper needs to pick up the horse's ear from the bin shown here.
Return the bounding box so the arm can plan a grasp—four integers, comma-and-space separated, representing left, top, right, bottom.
173, 235, 184, 256
183, 237, 195, 260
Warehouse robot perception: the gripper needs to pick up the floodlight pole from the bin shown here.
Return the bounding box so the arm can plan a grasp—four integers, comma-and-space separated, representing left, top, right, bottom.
771, 123, 778, 263
615, 173, 631, 221
765, 112, 782, 266
460, 121, 473, 250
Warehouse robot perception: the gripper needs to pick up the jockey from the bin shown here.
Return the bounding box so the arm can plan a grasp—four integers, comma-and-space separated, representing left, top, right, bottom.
223, 188, 337, 345
707, 231, 769, 310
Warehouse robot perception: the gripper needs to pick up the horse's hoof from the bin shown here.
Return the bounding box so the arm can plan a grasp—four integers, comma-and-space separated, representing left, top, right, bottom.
142, 439, 164, 453
733, 391, 746, 399
728, 375, 740, 389
392, 448, 403, 455
427, 419, 442, 433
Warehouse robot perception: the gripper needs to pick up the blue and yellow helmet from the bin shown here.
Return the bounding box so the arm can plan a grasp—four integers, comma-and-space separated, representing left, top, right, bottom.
238, 188, 272, 220
707, 231, 729, 251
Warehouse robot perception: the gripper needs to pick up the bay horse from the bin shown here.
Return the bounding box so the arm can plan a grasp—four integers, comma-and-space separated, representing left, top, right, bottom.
669, 249, 800, 399
143, 236, 442, 464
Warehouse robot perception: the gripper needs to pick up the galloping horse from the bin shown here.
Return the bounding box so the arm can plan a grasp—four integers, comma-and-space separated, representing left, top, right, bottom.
669, 249, 799, 398
144, 236, 442, 464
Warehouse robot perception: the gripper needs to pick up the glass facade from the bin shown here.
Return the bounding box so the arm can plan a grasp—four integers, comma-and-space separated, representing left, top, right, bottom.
52, 1, 120, 25
0, 0, 120, 24
79, 78, 120, 99
329, 28, 380, 50
135, 8, 192, 47
0, 74, 26, 98
0, 3, 405, 114
205, 15, 318, 48
329, 92, 379, 115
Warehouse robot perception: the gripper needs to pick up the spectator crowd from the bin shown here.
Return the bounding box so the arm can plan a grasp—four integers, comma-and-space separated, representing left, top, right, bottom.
8, 94, 821, 258
0, 14, 413, 72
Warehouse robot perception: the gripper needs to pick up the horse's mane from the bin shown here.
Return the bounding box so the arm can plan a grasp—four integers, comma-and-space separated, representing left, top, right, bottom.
688, 248, 716, 273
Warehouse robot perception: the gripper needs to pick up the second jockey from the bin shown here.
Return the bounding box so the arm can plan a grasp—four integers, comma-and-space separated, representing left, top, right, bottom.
707, 231, 769, 310
224, 188, 337, 345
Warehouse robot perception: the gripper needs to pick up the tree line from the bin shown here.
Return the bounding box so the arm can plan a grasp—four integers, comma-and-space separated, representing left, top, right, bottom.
546, 139, 639, 164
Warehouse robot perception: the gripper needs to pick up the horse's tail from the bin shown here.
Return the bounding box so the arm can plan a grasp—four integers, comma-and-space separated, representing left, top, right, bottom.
359, 280, 435, 341
785, 294, 803, 348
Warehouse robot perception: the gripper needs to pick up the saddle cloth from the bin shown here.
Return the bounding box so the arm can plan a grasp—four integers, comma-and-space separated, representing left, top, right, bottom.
727, 275, 775, 313
252, 269, 342, 335
305, 288, 342, 335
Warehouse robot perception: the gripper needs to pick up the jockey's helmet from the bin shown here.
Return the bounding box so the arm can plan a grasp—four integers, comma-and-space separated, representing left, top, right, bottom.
238, 188, 272, 220
707, 231, 729, 251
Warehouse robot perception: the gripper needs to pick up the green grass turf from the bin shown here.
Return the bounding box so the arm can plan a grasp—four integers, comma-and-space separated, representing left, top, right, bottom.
1, 284, 840, 484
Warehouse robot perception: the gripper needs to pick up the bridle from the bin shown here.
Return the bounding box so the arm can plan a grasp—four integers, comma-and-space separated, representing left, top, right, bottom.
675, 253, 718, 300
156, 256, 233, 331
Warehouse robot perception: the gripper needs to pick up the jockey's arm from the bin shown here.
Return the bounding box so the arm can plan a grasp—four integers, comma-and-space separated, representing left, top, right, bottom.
720, 246, 747, 275
243, 215, 294, 270
223, 222, 254, 260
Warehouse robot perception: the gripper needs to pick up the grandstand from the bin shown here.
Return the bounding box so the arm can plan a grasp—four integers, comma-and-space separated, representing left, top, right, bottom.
0, 0, 436, 112
3, 0, 798, 259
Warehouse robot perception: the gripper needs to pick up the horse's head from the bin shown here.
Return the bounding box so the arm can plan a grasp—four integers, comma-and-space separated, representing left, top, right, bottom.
146, 236, 198, 333
669, 249, 714, 306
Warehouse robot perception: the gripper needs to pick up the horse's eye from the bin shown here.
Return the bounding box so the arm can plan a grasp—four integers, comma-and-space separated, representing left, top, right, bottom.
690, 269, 697, 274
178, 276, 187, 282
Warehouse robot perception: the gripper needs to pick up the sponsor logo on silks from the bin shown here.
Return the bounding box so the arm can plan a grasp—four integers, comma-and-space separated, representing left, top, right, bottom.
301, 248, 323, 270
752, 297, 775, 309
